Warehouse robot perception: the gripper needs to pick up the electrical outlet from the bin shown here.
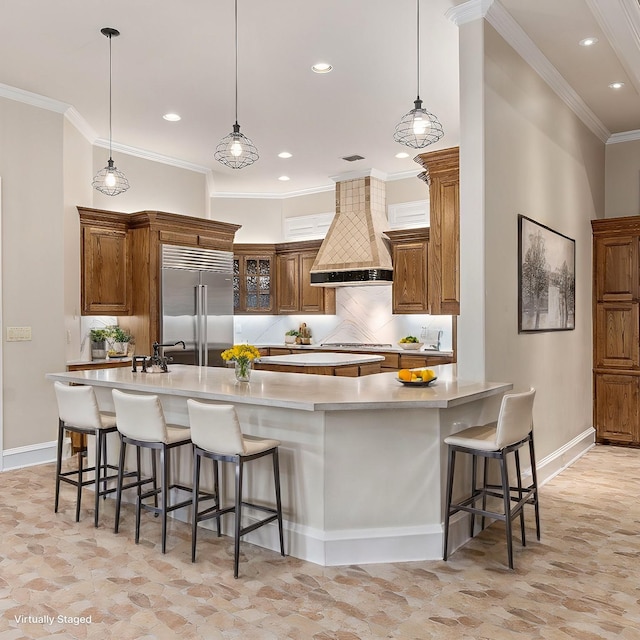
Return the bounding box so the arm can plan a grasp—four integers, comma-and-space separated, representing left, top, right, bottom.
6, 326, 32, 342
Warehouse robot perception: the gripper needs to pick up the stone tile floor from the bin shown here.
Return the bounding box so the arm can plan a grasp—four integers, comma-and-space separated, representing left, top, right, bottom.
0, 444, 639, 639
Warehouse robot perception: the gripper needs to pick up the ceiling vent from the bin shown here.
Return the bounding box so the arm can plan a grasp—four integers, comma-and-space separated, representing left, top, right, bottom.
341, 154, 365, 162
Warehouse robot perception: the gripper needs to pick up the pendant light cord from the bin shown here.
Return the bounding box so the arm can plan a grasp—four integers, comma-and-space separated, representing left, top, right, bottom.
108, 31, 113, 159
234, 0, 238, 124
416, 0, 420, 100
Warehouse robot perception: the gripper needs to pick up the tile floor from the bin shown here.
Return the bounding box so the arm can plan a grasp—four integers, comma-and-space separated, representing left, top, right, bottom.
0, 444, 639, 639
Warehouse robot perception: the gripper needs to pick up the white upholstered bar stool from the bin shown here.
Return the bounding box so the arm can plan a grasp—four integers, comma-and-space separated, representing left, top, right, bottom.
443, 388, 540, 569
112, 389, 194, 553
187, 399, 285, 578
53, 381, 120, 527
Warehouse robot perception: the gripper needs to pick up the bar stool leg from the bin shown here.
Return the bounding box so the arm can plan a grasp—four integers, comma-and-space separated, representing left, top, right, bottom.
470, 453, 477, 537
101, 434, 109, 499
443, 446, 456, 561
481, 457, 488, 531
234, 458, 244, 578
514, 449, 526, 546
499, 455, 514, 569
75, 446, 84, 523
273, 449, 285, 556
213, 459, 221, 537
94, 431, 102, 528
114, 438, 127, 533
191, 449, 201, 562
529, 435, 541, 540
161, 446, 169, 554
54, 421, 65, 514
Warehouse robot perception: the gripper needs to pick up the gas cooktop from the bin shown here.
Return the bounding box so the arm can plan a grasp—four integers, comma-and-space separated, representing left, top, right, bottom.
320, 343, 393, 348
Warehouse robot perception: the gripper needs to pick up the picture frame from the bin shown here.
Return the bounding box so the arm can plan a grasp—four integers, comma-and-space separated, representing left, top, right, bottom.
518, 215, 575, 333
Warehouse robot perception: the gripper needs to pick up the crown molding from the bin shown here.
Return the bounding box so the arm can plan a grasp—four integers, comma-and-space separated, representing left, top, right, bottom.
93, 138, 210, 174
0, 82, 69, 113
607, 129, 640, 144
445, 0, 494, 25
447, 0, 611, 143
212, 183, 335, 200
64, 106, 98, 143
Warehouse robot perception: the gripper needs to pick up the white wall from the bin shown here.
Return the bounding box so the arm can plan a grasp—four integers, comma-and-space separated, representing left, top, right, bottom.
458, 23, 602, 462
605, 139, 640, 217
0, 98, 66, 450
211, 197, 283, 242
92, 149, 209, 217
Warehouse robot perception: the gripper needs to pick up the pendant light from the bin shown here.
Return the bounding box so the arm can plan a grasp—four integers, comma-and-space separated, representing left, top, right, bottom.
214, 0, 259, 169
393, 0, 444, 149
92, 27, 130, 196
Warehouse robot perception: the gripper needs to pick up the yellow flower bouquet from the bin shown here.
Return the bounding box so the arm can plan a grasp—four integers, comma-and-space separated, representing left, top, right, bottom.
221, 344, 261, 381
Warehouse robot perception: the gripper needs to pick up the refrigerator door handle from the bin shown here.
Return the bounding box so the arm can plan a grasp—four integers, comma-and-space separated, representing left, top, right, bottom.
202, 284, 208, 367
196, 283, 204, 366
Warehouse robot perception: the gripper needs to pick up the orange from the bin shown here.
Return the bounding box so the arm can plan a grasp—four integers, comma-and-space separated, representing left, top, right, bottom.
398, 369, 412, 381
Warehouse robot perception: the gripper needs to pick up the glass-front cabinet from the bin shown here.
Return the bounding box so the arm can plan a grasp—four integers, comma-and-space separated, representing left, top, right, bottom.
233, 245, 275, 314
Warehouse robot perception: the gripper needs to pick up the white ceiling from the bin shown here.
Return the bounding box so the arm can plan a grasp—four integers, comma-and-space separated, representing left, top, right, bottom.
0, 0, 639, 197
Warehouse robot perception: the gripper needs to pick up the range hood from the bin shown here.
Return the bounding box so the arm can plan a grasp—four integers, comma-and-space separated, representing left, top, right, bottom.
310, 171, 393, 287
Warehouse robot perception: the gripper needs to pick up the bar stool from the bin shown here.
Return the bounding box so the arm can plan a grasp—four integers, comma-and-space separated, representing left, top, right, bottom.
187, 399, 285, 578
53, 381, 120, 527
443, 387, 540, 569
112, 389, 194, 553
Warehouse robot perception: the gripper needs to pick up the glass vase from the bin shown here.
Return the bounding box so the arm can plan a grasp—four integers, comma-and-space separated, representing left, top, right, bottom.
235, 359, 251, 382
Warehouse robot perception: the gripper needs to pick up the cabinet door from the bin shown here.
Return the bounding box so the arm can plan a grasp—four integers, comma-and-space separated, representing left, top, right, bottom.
392, 241, 428, 313
81, 226, 130, 315
594, 302, 640, 369
276, 254, 300, 313
234, 255, 274, 314
594, 373, 640, 444
594, 236, 639, 302
300, 252, 335, 313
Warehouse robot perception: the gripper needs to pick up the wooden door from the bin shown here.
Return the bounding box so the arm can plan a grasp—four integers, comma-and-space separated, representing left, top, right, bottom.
392, 241, 429, 313
594, 302, 640, 369
276, 253, 299, 313
594, 373, 640, 444
594, 236, 639, 302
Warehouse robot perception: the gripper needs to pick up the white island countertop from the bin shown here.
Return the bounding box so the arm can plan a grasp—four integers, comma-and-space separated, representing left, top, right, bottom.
46, 363, 510, 412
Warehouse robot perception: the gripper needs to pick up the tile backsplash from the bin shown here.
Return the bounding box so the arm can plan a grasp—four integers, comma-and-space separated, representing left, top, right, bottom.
234, 285, 453, 350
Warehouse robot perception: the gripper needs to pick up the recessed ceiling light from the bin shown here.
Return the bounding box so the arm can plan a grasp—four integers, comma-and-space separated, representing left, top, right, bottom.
609, 82, 625, 89
579, 37, 598, 47
163, 113, 181, 121
278, 175, 290, 181
278, 151, 293, 159
312, 62, 333, 74
395, 152, 410, 159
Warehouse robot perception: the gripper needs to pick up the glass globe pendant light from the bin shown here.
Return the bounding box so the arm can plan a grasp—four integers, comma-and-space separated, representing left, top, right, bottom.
393, 0, 444, 149
92, 27, 130, 196
214, 0, 259, 169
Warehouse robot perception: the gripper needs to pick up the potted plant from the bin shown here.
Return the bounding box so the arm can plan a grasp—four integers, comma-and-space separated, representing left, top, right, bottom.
110, 326, 132, 356
89, 328, 108, 360
284, 329, 300, 345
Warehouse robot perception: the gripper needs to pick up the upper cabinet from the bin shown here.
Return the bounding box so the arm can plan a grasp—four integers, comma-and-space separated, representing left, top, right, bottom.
80, 209, 131, 315
275, 240, 336, 314
385, 228, 429, 314
78, 207, 240, 355
415, 146, 460, 315
594, 233, 639, 302
233, 245, 276, 315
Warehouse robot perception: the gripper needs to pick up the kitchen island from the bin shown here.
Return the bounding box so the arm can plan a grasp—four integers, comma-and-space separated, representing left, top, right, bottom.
254, 352, 385, 376
46, 364, 511, 566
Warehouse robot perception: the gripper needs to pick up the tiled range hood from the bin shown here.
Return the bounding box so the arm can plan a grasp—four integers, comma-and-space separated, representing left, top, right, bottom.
310, 170, 393, 286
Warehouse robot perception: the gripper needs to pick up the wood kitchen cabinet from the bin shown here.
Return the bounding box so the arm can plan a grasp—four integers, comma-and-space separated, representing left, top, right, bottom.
592, 216, 640, 446
415, 146, 460, 315
275, 240, 335, 314
233, 245, 276, 314
78, 207, 240, 356
80, 210, 131, 315
385, 228, 429, 314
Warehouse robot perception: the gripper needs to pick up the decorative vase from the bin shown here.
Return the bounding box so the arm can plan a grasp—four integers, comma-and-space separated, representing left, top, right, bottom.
234, 359, 251, 382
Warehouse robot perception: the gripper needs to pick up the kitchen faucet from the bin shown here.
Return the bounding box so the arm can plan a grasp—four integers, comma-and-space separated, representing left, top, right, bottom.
132, 341, 186, 373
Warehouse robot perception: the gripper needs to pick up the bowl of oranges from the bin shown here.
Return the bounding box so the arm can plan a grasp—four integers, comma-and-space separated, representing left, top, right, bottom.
397, 368, 437, 386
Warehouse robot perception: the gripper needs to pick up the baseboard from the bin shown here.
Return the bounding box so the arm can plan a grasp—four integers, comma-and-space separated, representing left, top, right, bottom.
1, 439, 62, 471
532, 427, 595, 486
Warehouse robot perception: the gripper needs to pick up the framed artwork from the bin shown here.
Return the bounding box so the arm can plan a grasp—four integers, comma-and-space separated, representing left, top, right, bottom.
518, 215, 575, 332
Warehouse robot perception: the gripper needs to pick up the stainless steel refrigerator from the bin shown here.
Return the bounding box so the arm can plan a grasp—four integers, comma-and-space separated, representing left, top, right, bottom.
160, 244, 234, 367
